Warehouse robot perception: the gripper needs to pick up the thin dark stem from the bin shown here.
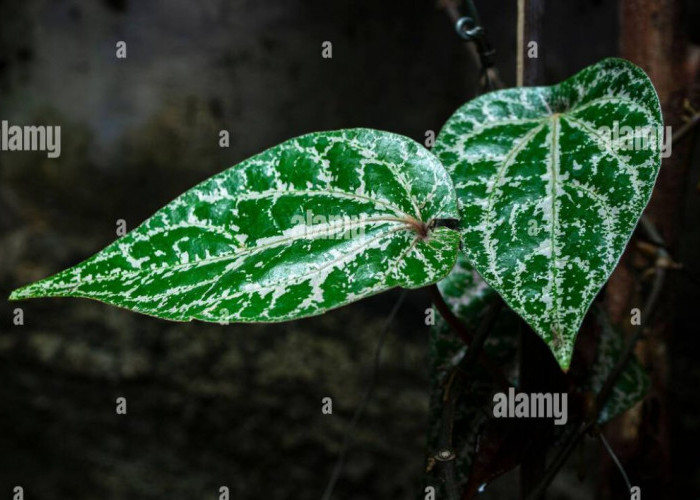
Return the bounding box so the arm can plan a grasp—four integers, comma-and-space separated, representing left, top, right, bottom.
599, 431, 632, 492
439, 378, 462, 500
432, 297, 503, 500
321, 290, 407, 500
430, 284, 473, 345
439, 0, 502, 92
430, 285, 510, 391
460, 297, 503, 369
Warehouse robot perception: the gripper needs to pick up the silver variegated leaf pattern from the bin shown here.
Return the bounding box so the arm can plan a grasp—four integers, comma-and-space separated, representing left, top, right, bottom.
10, 129, 461, 322
434, 58, 663, 369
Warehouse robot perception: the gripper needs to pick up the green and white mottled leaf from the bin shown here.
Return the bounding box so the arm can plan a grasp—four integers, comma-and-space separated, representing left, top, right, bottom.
10, 129, 461, 322
588, 306, 650, 423
434, 58, 663, 369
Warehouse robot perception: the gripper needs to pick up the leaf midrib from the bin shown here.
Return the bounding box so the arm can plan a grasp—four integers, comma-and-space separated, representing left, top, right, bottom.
15, 215, 428, 297
548, 114, 562, 338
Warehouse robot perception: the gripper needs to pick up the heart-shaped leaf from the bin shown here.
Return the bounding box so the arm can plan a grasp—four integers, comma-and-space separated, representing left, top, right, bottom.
10, 129, 460, 322
434, 58, 663, 369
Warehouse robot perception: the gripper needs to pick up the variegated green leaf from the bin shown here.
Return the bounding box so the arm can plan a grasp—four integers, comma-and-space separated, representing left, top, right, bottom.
434, 58, 663, 369
588, 306, 650, 423
10, 129, 460, 322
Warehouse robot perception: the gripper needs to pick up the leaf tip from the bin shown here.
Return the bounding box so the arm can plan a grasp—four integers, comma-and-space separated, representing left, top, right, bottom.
9, 278, 58, 301
9, 284, 37, 301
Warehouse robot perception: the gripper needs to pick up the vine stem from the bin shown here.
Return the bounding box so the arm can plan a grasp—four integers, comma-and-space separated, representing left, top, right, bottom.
429, 285, 510, 391
438, 0, 503, 91
516, 0, 525, 87
431, 294, 504, 500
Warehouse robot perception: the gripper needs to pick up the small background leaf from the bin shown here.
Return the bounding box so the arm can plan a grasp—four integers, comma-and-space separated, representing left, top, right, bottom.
586, 306, 650, 424
426, 256, 649, 494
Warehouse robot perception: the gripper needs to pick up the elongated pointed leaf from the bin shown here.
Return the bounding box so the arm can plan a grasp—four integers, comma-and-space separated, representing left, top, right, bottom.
434, 58, 663, 369
10, 129, 460, 322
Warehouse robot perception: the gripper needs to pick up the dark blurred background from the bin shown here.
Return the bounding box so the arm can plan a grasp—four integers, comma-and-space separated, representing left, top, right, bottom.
0, 1, 698, 499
